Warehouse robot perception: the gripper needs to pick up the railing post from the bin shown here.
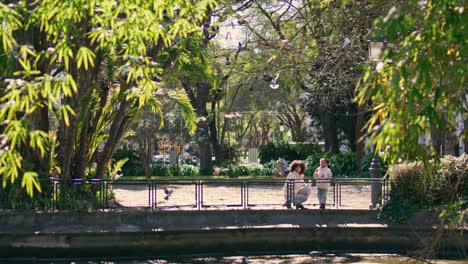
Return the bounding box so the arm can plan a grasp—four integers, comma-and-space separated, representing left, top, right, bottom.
288, 180, 294, 206
102, 180, 107, 209
334, 180, 338, 209
148, 180, 152, 210
243, 181, 247, 210
369, 157, 383, 209
53, 179, 57, 211
197, 180, 201, 210
100, 180, 104, 209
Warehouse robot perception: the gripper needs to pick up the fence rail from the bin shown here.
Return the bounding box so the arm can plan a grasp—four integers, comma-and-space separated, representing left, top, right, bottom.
0, 178, 390, 211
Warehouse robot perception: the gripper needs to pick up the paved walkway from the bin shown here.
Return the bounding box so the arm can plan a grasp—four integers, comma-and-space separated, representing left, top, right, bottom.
112, 182, 377, 210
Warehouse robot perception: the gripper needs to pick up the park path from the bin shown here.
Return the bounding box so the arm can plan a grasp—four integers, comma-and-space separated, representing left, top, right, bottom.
112, 182, 376, 210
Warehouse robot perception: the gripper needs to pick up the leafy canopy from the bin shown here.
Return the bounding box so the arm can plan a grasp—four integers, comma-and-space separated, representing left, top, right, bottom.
356, 0, 466, 166
0, 0, 216, 195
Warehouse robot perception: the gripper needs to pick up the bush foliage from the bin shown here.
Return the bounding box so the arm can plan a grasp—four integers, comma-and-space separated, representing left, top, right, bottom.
258, 141, 321, 164
382, 154, 467, 223
117, 147, 383, 178
112, 149, 144, 177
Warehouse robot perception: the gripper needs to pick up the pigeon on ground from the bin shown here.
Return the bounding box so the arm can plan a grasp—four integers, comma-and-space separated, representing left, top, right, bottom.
242, 257, 249, 264
163, 187, 173, 200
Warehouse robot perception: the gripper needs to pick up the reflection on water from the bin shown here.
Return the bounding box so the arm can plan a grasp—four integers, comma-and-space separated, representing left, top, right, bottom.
3, 254, 467, 264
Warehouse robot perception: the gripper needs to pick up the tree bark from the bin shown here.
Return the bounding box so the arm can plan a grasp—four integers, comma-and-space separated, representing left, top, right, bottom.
57, 18, 96, 179
354, 103, 366, 169
320, 111, 340, 154
181, 78, 213, 169
95, 98, 132, 179
138, 134, 153, 179
73, 51, 102, 179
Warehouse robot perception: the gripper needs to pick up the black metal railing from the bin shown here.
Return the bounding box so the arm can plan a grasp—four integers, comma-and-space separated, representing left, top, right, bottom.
0, 178, 390, 211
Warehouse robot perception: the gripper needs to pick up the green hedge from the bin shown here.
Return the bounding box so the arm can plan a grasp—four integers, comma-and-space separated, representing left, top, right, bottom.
304, 152, 379, 178
113, 149, 144, 176
258, 141, 321, 164
149, 163, 276, 177
259, 141, 384, 178
0, 180, 110, 211
114, 145, 383, 178
114, 150, 385, 178
382, 154, 467, 223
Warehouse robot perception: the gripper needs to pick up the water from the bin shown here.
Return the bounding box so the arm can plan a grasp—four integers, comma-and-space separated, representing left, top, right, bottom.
2, 253, 466, 264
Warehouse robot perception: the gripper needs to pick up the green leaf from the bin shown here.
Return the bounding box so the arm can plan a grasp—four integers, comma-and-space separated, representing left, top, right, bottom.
76, 46, 96, 70
21, 172, 42, 197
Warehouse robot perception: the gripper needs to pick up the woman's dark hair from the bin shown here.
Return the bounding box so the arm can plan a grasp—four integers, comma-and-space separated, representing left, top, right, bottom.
289, 160, 306, 174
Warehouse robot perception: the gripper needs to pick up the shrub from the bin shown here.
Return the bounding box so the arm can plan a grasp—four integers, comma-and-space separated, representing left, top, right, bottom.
55, 182, 102, 211
152, 164, 172, 177
258, 141, 320, 164
231, 165, 250, 177
258, 141, 296, 164
305, 152, 359, 177
180, 165, 200, 177
0, 182, 53, 210
389, 162, 429, 203
329, 152, 357, 177
304, 152, 385, 178
382, 154, 468, 223
260, 161, 276, 176
168, 164, 181, 176
199, 167, 214, 176
360, 152, 375, 171
250, 167, 266, 176
113, 149, 143, 176
152, 164, 202, 177
431, 154, 468, 206
381, 162, 429, 223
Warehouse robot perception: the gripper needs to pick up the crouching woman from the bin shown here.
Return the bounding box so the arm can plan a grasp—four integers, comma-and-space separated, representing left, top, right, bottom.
283, 160, 311, 209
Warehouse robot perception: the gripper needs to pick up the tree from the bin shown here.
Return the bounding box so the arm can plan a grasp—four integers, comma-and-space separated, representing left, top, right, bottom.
356, 0, 466, 165
129, 111, 161, 179
221, 0, 366, 154
174, 1, 257, 167
277, 104, 308, 142
0, 0, 215, 195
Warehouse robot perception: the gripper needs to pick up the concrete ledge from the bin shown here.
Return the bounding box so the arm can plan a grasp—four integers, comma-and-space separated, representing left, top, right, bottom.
1, 210, 463, 258
0, 227, 466, 258
0, 209, 440, 234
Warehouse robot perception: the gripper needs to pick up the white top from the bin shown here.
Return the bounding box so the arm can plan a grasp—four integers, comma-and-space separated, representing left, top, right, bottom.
283, 171, 310, 199
314, 166, 332, 189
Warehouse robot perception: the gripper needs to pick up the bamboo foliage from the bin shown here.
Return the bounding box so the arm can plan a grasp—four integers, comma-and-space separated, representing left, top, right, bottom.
0, 0, 217, 196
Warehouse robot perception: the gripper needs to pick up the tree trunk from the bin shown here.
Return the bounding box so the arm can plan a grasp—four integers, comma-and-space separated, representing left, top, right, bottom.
74, 53, 102, 179
95, 99, 132, 179
57, 94, 81, 179
137, 125, 156, 179
320, 111, 340, 154
57, 19, 95, 179
209, 102, 223, 164
198, 143, 211, 170
141, 135, 153, 179
181, 79, 213, 169
354, 103, 366, 170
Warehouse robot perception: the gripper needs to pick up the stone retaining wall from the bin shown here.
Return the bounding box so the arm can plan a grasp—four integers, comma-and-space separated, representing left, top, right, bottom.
0, 210, 464, 258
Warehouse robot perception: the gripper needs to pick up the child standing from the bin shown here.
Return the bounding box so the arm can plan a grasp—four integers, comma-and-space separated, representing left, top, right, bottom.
314, 158, 332, 209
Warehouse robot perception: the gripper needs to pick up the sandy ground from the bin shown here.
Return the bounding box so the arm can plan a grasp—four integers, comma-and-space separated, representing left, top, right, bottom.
112, 181, 383, 210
